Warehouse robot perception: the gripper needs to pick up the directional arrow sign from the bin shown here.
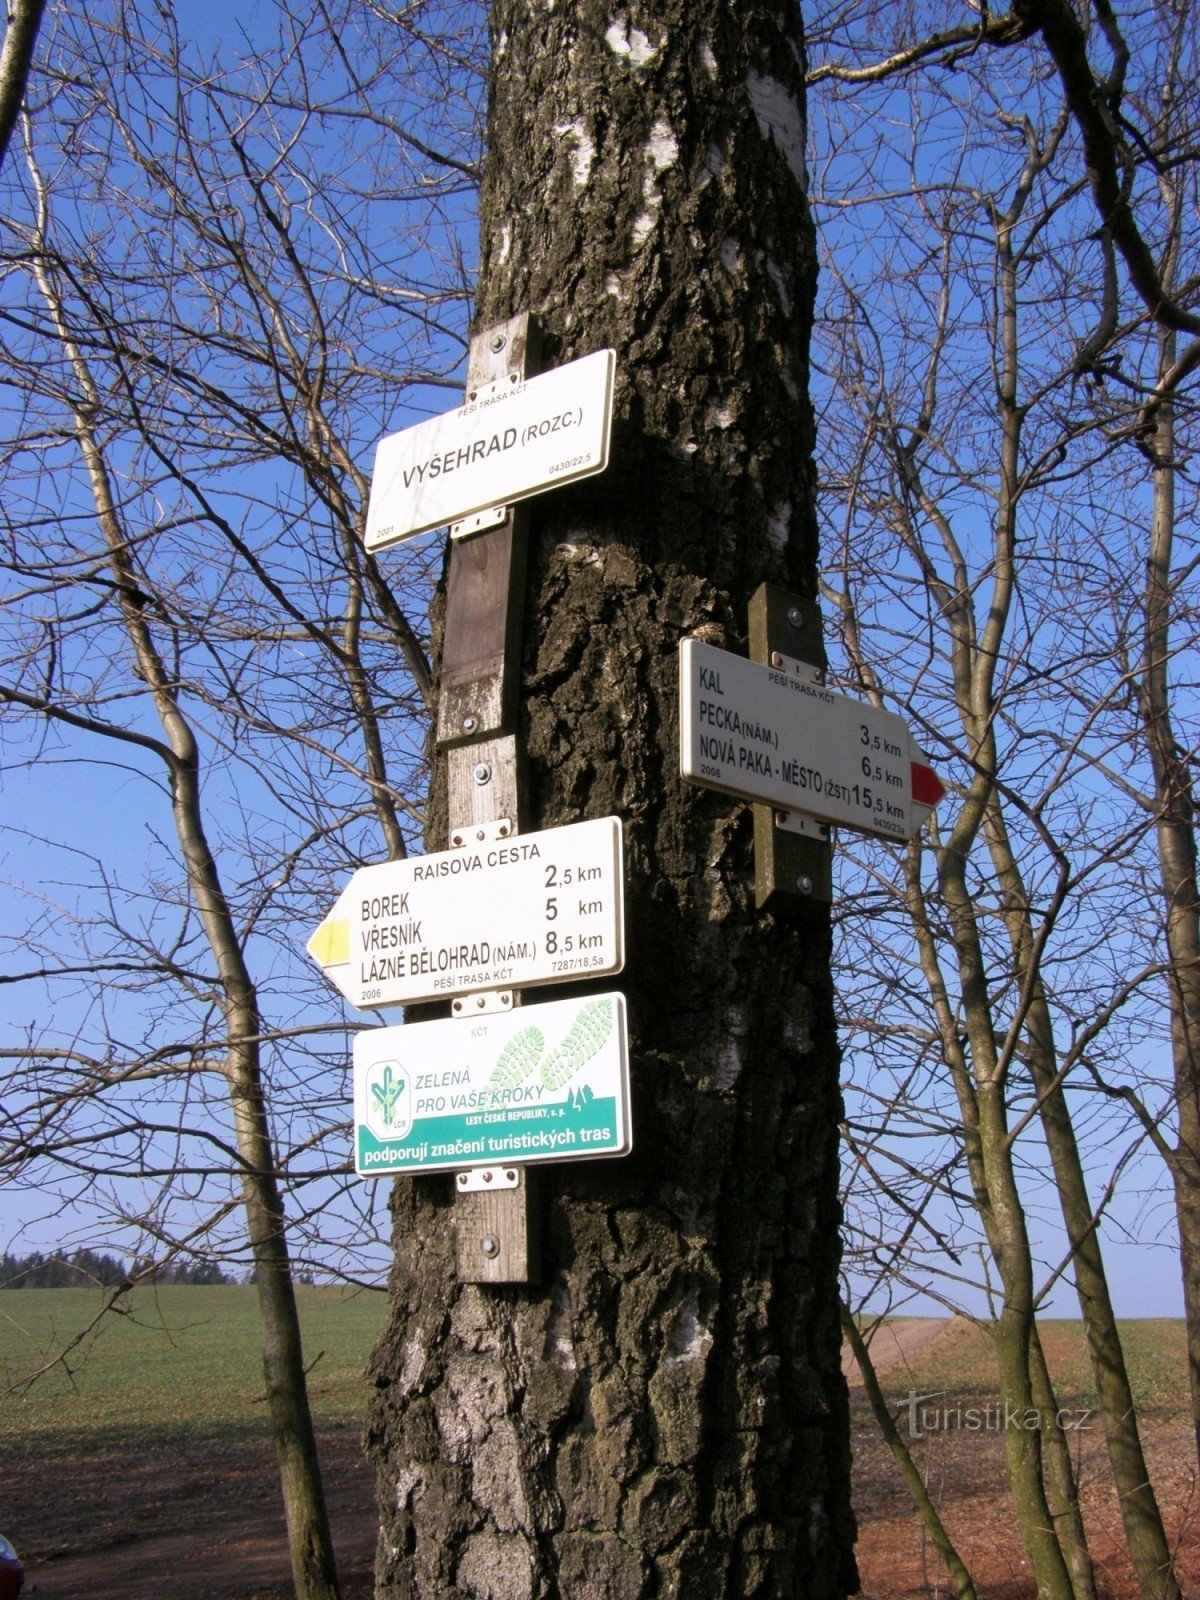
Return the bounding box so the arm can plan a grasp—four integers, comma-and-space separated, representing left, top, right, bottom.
680, 639, 945, 841
354, 992, 631, 1177
365, 348, 616, 550
307, 816, 624, 1009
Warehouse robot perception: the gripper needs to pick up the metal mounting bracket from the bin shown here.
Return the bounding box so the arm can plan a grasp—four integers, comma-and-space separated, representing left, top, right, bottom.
456, 1166, 520, 1193
451, 989, 514, 1017
774, 810, 830, 840
449, 817, 514, 849
768, 652, 825, 686
450, 505, 509, 541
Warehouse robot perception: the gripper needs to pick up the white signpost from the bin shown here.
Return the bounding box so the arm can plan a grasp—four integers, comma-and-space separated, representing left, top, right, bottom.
354, 992, 631, 1176
307, 815, 624, 1009
365, 347, 616, 550
680, 639, 945, 841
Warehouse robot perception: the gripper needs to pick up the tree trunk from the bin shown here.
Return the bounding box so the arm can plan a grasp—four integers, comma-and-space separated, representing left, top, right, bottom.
1142, 325, 1200, 1475
842, 1305, 978, 1600
365, 3, 856, 1596
1027, 1324, 1096, 1600
26, 216, 342, 1600
0, 0, 44, 171
982, 801, 1179, 1600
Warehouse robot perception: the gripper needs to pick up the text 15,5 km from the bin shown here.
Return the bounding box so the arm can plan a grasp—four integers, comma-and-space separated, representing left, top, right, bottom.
680, 638, 930, 842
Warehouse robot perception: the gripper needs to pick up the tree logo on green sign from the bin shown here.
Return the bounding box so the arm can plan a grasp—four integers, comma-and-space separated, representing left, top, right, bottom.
365, 1060, 411, 1142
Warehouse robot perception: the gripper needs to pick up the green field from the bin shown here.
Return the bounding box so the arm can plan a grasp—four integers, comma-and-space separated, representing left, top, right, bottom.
0, 1285, 389, 1448
3, 1295, 1187, 1456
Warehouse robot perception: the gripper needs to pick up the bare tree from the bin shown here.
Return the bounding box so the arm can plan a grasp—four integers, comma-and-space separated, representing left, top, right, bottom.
809, 3, 1198, 1595
0, 3, 484, 1593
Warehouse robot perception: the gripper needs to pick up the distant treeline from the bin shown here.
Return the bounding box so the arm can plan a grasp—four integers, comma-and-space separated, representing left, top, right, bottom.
0, 1248, 235, 1287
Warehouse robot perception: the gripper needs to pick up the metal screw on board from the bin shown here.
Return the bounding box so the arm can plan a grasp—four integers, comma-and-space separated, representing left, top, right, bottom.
787, 605, 804, 628
797, 875, 813, 894
481, 1235, 500, 1259
490, 333, 506, 353
771, 651, 784, 668
473, 762, 492, 785
462, 715, 477, 734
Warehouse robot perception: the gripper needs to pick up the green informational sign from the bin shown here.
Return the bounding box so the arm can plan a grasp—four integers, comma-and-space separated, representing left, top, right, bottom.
354, 992, 630, 1176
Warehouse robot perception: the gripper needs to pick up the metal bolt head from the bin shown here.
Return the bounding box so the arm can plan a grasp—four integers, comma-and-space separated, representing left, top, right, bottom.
457, 1173, 468, 1187
482, 1169, 493, 1183
490, 333, 506, 353
797, 874, 814, 894
473, 762, 491, 785
462, 715, 477, 734
771, 651, 784, 668
481, 1235, 500, 1259
787, 605, 804, 628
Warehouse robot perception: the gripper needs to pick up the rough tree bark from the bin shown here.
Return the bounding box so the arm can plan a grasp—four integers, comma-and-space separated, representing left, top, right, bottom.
365, 3, 856, 1597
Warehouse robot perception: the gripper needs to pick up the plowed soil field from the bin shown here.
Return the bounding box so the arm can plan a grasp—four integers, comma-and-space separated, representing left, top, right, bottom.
847, 1316, 1199, 1600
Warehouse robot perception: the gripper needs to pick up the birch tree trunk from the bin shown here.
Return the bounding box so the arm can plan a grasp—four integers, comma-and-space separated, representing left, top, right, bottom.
365, 3, 856, 1596
0, 0, 44, 170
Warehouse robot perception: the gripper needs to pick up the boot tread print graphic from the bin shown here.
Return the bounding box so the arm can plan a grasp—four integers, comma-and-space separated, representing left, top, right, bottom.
370, 1063, 405, 1127
540, 999, 613, 1090
487, 1025, 545, 1091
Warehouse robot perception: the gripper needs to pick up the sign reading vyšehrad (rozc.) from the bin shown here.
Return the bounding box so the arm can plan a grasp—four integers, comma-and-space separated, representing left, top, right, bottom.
365, 348, 615, 549
307, 816, 624, 1009
680, 639, 945, 840
354, 993, 631, 1176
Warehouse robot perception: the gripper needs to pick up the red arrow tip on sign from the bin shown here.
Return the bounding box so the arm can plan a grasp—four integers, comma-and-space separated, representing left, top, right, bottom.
911, 760, 946, 807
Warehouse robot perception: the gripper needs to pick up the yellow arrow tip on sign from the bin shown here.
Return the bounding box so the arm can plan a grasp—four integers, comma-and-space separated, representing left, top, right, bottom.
308, 918, 349, 968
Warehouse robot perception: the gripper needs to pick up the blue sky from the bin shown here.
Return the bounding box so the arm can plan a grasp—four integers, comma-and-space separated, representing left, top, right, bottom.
0, 0, 1190, 1323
